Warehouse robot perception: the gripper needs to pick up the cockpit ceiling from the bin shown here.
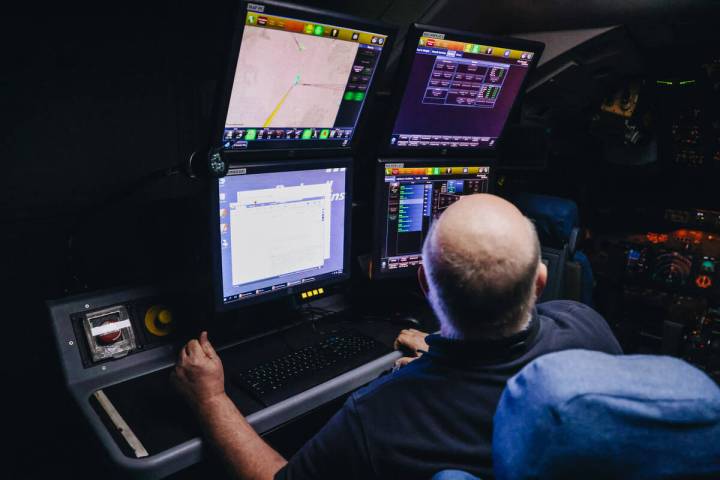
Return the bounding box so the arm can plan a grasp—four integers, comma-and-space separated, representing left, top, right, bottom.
298, 0, 719, 34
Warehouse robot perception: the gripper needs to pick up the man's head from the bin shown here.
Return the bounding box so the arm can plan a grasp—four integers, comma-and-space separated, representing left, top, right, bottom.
419, 194, 546, 340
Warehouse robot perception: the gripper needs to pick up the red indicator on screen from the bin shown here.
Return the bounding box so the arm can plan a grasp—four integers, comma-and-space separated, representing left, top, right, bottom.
696, 275, 712, 289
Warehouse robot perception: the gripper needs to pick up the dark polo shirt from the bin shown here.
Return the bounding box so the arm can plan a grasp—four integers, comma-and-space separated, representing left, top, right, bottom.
275, 300, 622, 480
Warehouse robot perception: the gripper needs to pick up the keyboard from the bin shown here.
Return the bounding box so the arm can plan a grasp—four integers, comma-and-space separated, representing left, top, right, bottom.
231, 330, 391, 406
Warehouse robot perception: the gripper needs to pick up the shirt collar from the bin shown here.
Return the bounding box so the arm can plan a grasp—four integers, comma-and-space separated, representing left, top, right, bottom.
425, 309, 541, 366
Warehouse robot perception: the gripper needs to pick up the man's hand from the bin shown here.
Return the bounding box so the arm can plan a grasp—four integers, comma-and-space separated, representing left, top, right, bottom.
172, 332, 287, 479
172, 331, 225, 411
393, 328, 429, 369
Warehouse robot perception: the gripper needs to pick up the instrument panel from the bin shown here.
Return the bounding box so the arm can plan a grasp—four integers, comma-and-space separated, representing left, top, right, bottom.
70, 296, 182, 368
617, 229, 720, 296
592, 226, 720, 382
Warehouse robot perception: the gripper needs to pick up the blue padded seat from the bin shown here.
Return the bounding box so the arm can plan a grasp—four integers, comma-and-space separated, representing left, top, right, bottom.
493, 349, 720, 480
508, 192, 593, 305
432, 470, 481, 480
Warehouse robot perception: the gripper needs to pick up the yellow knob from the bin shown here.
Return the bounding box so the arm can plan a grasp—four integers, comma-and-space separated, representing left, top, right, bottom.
145, 305, 175, 337
158, 309, 173, 325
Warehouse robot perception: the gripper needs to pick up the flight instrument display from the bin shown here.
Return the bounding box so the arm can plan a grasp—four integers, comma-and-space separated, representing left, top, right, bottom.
389, 32, 538, 151
375, 163, 491, 275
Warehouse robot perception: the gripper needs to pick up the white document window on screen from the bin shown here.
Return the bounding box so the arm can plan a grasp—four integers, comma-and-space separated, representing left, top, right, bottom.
230, 182, 333, 286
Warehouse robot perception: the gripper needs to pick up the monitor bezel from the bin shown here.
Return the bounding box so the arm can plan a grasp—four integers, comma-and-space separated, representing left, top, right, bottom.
211, 157, 354, 312
371, 157, 495, 280
209, 0, 395, 162
381, 23, 545, 158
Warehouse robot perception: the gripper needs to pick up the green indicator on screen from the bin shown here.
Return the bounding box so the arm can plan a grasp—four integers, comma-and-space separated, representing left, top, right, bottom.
471, 44, 481, 53
353, 91, 365, 101
245, 129, 257, 140
344, 91, 354, 101
313, 25, 324, 35
433, 168, 440, 175
302, 129, 313, 139
320, 129, 330, 139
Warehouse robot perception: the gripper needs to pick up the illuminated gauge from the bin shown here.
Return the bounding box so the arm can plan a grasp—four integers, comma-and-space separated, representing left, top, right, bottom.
652, 251, 693, 286
690, 231, 704, 243
625, 247, 648, 278
695, 275, 713, 289
646, 232, 668, 244
674, 229, 703, 244
701, 257, 716, 273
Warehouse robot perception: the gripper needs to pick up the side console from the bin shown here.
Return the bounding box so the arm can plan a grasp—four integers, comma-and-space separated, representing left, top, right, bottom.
48, 286, 401, 479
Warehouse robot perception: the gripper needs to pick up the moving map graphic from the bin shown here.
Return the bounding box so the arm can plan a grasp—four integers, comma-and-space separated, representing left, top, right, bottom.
226, 26, 359, 129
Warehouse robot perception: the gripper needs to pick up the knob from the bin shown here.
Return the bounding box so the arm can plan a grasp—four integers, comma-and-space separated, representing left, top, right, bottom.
145, 305, 175, 337
157, 309, 173, 325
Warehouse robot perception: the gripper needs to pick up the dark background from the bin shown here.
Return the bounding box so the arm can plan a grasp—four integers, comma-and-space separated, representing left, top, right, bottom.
2, 2, 235, 476
3, 0, 720, 478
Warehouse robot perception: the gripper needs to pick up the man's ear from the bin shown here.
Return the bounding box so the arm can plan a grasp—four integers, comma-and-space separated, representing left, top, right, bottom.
535, 261, 548, 299
417, 264, 429, 298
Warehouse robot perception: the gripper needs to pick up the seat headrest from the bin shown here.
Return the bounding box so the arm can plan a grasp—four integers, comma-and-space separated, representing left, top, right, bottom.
493, 349, 720, 480
509, 193, 578, 247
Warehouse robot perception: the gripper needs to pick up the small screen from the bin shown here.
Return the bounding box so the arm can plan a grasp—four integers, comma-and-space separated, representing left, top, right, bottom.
222, 7, 387, 152
389, 32, 537, 151
376, 163, 490, 275
218, 166, 348, 305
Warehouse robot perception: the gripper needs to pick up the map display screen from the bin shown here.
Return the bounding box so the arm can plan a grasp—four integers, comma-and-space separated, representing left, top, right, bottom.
222, 6, 388, 152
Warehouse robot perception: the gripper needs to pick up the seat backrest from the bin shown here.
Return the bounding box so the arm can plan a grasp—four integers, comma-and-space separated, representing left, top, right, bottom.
509, 192, 579, 250
431, 470, 482, 480
509, 192, 580, 302
538, 245, 567, 303
493, 349, 720, 480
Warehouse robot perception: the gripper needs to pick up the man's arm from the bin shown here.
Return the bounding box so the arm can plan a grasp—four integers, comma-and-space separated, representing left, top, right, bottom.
172, 332, 287, 480
192, 394, 287, 480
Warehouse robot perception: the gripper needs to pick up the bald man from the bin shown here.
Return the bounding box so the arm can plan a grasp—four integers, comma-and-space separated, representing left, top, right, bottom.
173, 194, 621, 480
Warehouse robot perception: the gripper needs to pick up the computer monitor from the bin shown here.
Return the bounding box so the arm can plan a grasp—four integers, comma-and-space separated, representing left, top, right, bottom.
213, 159, 352, 311
213, 1, 392, 156
386, 24, 543, 155
372, 161, 492, 278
